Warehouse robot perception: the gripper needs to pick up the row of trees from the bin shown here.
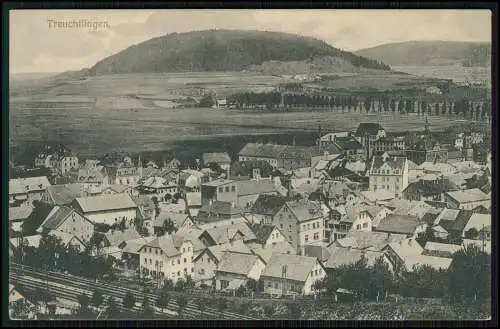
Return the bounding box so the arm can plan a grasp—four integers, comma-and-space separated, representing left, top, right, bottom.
314, 244, 490, 305
225, 91, 491, 120
12, 234, 115, 282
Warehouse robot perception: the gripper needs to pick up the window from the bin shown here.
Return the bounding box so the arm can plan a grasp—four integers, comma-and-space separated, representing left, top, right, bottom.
188, 247, 191, 252
155, 249, 158, 255
183, 248, 185, 252
184, 258, 187, 263
219, 187, 223, 193
280, 224, 283, 229
313, 233, 319, 240
160, 250, 163, 255
288, 224, 292, 232
171, 260, 175, 266
315, 269, 318, 276
305, 235, 309, 242
225, 186, 229, 192
177, 271, 181, 276
231, 186, 235, 192
274, 282, 279, 289
363, 222, 368, 228
288, 214, 292, 219
191, 268, 194, 273
149, 248, 152, 253
149, 259, 152, 264
356, 224, 361, 230
177, 259, 180, 265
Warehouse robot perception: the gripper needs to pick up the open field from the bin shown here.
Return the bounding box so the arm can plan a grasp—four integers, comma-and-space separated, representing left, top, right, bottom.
392, 65, 490, 86
8, 71, 479, 159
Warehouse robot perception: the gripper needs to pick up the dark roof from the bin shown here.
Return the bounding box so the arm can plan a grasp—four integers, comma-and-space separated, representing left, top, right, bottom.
303, 245, 331, 262
439, 210, 474, 234
198, 201, 242, 217
374, 214, 423, 235
370, 156, 406, 172
44, 184, 86, 206
329, 166, 362, 182
355, 123, 383, 137
403, 179, 457, 197
250, 224, 278, 244
40, 206, 74, 230
334, 137, 363, 151
421, 249, 453, 258
250, 194, 287, 216
421, 211, 441, 226
238, 143, 321, 160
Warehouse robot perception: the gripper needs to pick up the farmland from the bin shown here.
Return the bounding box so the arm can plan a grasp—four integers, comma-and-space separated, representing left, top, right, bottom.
9, 71, 475, 158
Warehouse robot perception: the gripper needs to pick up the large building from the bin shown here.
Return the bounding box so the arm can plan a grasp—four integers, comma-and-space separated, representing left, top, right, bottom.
405, 117, 448, 165
444, 188, 491, 210
9, 176, 51, 207
368, 155, 409, 199
354, 123, 386, 159
37, 205, 94, 243
238, 143, 323, 170
71, 193, 138, 226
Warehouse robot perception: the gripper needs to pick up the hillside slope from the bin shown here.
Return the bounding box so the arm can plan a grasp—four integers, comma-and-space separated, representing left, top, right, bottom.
87, 29, 390, 75
356, 41, 491, 67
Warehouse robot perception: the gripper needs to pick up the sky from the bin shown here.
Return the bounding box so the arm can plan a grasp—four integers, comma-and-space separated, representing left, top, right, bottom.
9, 9, 492, 74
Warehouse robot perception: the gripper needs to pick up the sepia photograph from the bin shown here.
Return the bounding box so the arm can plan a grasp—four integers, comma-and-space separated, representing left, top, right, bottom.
7, 8, 492, 321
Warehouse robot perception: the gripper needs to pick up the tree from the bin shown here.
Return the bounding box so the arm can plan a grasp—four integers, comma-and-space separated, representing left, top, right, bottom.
286, 302, 301, 319
196, 298, 208, 317
106, 296, 119, 318
185, 275, 195, 288
264, 304, 275, 318
176, 296, 188, 317
216, 297, 227, 313
464, 227, 479, 239
199, 94, 215, 108
163, 279, 174, 291
91, 290, 104, 308
435, 103, 440, 116
164, 193, 172, 202
157, 217, 178, 237
446, 244, 490, 304
123, 292, 136, 310
174, 278, 185, 291
368, 257, 394, 300
38, 234, 64, 271
156, 292, 170, 312
77, 293, 90, 313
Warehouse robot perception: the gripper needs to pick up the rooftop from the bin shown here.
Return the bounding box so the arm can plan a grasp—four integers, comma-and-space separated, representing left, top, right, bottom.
334, 231, 407, 250
446, 188, 490, 204
325, 246, 383, 269
237, 179, 277, 196
375, 213, 423, 235
216, 251, 262, 276
202, 152, 232, 165
74, 193, 137, 213
261, 253, 319, 282
250, 194, 288, 216
355, 123, 384, 137
44, 184, 86, 206
9, 176, 51, 195
285, 199, 324, 223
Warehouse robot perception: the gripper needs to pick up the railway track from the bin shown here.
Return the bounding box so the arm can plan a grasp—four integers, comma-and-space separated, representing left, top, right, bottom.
10, 263, 258, 320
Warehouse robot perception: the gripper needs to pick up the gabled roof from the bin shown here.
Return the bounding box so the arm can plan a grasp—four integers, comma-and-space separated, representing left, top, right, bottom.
216, 251, 262, 276
334, 137, 363, 151
197, 240, 253, 263
198, 200, 243, 218
285, 200, 324, 223
74, 193, 137, 213
250, 224, 280, 244
9, 176, 51, 195
303, 245, 331, 263
43, 184, 86, 206
250, 194, 288, 216
423, 242, 462, 256
48, 230, 85, 248
463, 213, 491, 234
104, 227, 142, 247
154, 212, 190, 228
333, 231, 407, 250
355, 123, 383, 137
261, 254, 320, 282
141, 234, 181, 257
445, 188, 490, 204
249, 242, 296, 263
370, 156, 407, 172
202, 221, 257, 244
438, 209, 474, 234
374, 214, 423, 235
39, 206, 91, 231
9, 205, 34, 222
121, 236, 156, 254
325, 246, 383, 269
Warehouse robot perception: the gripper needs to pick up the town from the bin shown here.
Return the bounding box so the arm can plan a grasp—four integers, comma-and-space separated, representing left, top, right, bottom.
8, 119, 492, 320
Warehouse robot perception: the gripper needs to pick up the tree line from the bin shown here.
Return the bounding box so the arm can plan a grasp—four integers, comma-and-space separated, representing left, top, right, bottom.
224, 91, 491, 120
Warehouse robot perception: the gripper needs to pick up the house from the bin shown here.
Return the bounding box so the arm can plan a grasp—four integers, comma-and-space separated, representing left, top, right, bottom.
402, 177, 457, 202
238, 143, 323, 171
137, 176, 178, 197
120, 236, 157, 269
96, 227, 142, 249
193, 240, 252, 285
9, 205, 34, 233
419, 162, 456, 176
198, 220, 257, 247
138, 230, 205, 283
462, 213, 491, 239
368, 155, 409, 199
302, 245, 331, 263
236, 179, 279, 209
196, 201, 244, 223
40, 184, 87, 207
374, 213, 427, 238
260, 254, 326, 296
132, 195, 156, 234
272, 199, 325, 254
331, 231, 407, 251
324, 246, 387, 273
201, 179, 238, 208
330, 204, 374, 242
329, 136, 364, 161
215, 251, 266, 291
106, 162, 141, 187
248, 194, 288, 225
154, 212, 195, 234
37, 205, 94, 243
202, 152, 232, 173
9, 176, 51, 206
364, 205, 393, 228
250, 223, 287, 247
317, 180, 359, 208
185, 192, 202, 217
9, 234, 43, 250
72, 193, 138, 226
383, 238, 452, 275
328, 163, 365, 183
69, 166, 109, 195
385, 199, 433, 221
372, 136, 406, 157
47, 230, 87, 252
102, 184, 133, 196
406, 137, 448, 166
444, 188, 490, 210
407, 159, 424, 183
9, 284, 36, 319
354, 123, 386, 158
422, 242, 462, 258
